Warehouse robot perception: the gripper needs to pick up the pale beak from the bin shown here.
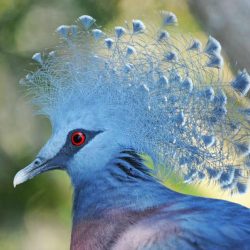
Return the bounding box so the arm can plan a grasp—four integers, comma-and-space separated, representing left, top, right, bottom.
13, 157, 59, 187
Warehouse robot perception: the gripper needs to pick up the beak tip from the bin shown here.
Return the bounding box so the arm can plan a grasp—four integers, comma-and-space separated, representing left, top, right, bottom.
13, 171, 27, 188
13, 178, 18, 188
13, 157, 50, 188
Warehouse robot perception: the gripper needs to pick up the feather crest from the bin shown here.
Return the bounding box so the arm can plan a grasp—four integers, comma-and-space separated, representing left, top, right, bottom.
20, 12, 250, 194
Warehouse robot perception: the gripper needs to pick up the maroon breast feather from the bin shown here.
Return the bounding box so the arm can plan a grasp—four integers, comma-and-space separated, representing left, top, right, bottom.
71, 203, 198, 250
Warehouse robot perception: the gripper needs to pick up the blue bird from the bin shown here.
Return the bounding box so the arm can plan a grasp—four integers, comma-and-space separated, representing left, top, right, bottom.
14, 12, 250, 249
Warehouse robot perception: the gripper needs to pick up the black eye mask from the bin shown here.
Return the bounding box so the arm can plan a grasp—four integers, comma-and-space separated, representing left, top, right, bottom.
44, 129, 102, 169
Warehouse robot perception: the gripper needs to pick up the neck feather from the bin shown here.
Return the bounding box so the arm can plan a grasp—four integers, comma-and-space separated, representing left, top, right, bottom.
72, 150, 179, 223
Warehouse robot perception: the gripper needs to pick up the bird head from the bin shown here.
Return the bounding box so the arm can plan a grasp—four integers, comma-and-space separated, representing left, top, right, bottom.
14, 14, 250, 193
13, 104, 132, 187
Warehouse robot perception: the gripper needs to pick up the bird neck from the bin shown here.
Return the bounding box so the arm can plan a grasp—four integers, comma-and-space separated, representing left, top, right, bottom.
72, 150, 179, 223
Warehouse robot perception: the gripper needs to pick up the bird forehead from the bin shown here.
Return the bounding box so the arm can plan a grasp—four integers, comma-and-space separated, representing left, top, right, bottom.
51, 107, 106, 132
38, 131, 66, 159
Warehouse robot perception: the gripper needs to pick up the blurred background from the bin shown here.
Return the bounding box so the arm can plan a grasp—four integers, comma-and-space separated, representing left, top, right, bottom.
0, 0, 249, 249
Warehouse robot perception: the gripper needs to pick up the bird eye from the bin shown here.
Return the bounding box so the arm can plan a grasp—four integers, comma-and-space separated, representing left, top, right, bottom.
71, 131, 86, 146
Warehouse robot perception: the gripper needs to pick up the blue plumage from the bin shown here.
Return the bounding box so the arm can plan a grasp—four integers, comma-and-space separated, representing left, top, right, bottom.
14, 11, 250, 249
71, 152, 250, 249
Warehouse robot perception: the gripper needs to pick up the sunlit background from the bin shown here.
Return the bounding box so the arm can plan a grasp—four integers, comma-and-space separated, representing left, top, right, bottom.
0, 0, 250, 249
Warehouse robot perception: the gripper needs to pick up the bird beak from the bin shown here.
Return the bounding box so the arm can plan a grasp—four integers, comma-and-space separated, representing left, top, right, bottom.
13, 157, 58, 187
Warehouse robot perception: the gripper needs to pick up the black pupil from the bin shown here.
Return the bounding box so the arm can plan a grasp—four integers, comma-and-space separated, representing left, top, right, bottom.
73, 134, 83, 143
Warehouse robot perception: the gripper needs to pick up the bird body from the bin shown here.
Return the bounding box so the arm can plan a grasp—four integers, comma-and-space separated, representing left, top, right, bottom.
14, 12, 250, 249
71, 152, 250, 250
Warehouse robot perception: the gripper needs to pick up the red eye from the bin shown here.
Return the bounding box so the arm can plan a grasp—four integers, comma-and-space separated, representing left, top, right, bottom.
71, 131, 86, 146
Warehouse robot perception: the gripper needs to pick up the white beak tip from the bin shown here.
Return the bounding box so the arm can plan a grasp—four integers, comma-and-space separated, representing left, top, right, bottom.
13, 171, 28, 188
